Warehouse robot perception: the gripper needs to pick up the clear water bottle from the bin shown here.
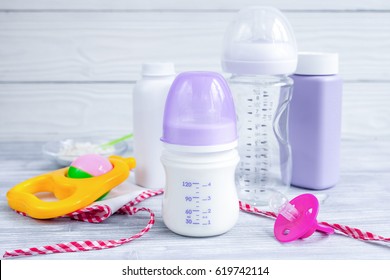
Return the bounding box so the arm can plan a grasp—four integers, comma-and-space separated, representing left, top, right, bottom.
221, 7, 298, 206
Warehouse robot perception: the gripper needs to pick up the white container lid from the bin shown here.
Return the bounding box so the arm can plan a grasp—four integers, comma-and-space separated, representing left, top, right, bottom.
295, 52, 339, 75
142, 62, 175, 76
221, 6, 297, 75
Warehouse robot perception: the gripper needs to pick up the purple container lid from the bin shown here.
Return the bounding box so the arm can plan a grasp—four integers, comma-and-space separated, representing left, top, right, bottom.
161, 71, 238, 146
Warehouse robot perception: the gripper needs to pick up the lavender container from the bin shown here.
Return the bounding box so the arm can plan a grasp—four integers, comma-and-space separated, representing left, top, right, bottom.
289, 52, 343, 190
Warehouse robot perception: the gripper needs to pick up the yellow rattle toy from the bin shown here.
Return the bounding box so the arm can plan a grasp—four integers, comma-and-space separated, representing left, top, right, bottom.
6, 155, 136, 219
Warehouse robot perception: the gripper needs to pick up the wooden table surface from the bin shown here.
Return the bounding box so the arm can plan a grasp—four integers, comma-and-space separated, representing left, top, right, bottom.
1, 140, 389, 260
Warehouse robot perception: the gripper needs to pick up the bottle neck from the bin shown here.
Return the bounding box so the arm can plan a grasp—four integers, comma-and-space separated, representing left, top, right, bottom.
229, 74, 293, 85
231, 73, 288, 78
162, 141, 238, 154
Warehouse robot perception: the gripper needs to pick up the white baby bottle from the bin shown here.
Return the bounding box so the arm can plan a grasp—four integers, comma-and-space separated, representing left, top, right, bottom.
161, 71, 240, 237
221, 7, 298, 206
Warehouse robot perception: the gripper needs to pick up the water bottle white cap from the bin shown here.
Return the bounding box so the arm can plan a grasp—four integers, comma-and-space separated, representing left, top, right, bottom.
142, 62, 175, 76
295, 52, 339, 75
221, 7, 297, 75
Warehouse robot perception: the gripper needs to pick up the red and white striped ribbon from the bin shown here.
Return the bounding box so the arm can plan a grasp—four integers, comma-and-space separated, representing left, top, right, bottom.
239, 201, 390, 243
319, 221, 390, 242
3, 189, 164, 258
3, 191, 389, 258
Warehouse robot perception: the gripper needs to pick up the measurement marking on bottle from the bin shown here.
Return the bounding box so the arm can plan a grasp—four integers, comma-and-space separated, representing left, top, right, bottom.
182, 180, 214, 227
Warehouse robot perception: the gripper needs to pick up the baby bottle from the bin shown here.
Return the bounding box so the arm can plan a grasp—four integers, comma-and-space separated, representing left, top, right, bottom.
221, 7, 298, 206
161, 71, 240, 237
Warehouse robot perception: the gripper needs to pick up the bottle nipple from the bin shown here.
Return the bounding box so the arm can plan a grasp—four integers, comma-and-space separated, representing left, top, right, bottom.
269, 192, 334, 242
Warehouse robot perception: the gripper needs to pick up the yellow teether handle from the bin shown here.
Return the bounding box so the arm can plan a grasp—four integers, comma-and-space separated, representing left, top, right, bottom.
7, 156, 136, 219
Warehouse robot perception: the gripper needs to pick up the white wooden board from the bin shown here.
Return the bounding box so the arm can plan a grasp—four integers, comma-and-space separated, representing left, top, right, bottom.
0, 12, 389, 82
0, 83, 133, 140
0, 82, 389, 140
1, 0, 390, 11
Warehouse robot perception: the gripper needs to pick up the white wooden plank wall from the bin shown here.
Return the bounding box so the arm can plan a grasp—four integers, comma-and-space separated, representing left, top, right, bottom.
0, 0, 389, 141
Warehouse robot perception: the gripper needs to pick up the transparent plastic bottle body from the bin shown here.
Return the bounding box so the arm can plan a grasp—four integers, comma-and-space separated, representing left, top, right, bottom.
228, 75, 293, 206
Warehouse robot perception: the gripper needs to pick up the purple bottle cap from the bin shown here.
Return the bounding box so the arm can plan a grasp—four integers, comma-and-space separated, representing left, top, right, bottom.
161, 71, 238, 147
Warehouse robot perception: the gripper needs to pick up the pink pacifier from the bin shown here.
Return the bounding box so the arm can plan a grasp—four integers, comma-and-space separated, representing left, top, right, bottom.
273, 193, 334, 242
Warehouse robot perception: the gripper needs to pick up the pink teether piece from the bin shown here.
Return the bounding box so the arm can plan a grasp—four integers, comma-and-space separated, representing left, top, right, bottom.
274, 193, 334, 242
70, 154, 112, 176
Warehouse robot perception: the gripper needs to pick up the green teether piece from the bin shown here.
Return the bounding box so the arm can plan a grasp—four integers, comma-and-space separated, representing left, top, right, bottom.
67, 166, 109, 201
